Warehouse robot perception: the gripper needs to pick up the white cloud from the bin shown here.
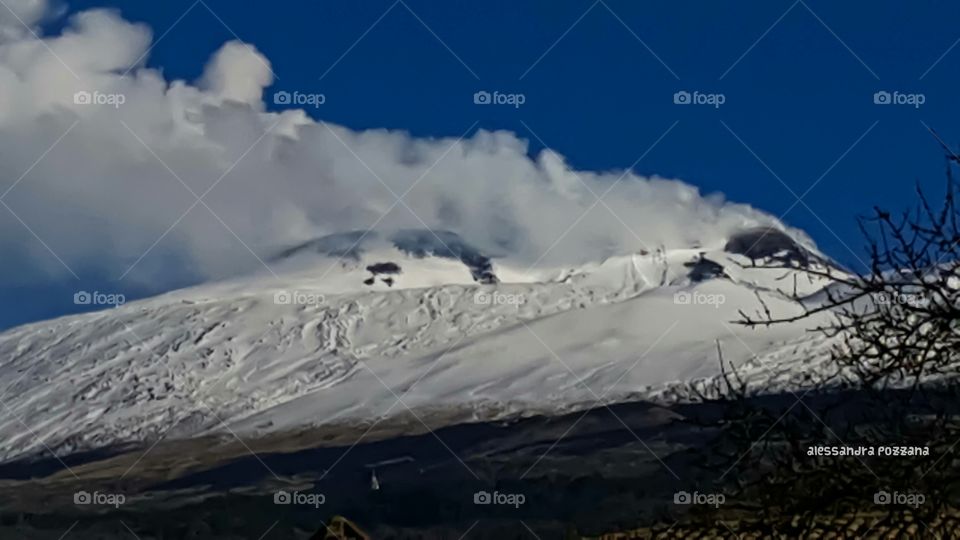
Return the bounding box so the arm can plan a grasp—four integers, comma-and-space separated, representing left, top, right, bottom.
199, 41, 272, 107
0, 0, 48, 41
0, 4, 811, 291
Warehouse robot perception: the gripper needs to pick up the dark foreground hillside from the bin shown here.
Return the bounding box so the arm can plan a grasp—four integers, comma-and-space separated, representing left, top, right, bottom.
0, 389, 957, 539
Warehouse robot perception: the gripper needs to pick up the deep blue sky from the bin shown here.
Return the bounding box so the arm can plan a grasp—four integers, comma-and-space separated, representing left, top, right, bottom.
8, 0, 960, 328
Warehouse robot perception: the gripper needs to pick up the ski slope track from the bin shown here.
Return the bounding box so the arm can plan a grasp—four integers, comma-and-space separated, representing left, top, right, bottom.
0, 228, 841, 463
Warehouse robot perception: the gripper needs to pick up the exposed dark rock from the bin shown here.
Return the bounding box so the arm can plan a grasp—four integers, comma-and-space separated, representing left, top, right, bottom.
272, 229, 499, 284
366, 262, 401, 275
725, 227, 814, 266
684, 254, 726, 282
389, 229, 498, 284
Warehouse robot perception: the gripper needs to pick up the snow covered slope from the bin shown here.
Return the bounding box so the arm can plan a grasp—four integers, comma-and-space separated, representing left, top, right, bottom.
0, 228, 839, 462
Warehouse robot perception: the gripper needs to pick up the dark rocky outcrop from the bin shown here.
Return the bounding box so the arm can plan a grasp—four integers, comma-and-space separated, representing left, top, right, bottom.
724, 226, 817, 266
274, 229, 499, 284
366, 262, 401, 275
684, 255, 726, 282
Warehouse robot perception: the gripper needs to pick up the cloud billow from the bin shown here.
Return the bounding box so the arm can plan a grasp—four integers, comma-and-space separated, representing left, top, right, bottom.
0, 1, 808, 291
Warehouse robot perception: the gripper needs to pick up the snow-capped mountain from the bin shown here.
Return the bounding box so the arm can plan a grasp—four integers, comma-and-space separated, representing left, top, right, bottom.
0, 227, 838, 463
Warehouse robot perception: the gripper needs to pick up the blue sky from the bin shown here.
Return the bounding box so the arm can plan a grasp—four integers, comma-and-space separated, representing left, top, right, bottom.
5, 0, 960, 328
